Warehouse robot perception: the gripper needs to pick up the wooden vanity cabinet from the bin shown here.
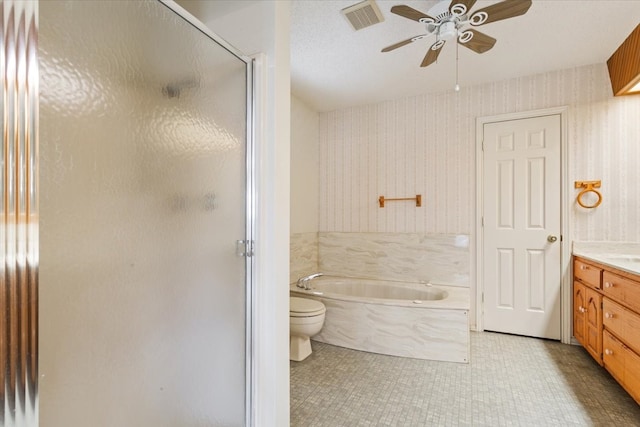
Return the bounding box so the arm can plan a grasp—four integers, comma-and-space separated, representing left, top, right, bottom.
573, 256, 640, 405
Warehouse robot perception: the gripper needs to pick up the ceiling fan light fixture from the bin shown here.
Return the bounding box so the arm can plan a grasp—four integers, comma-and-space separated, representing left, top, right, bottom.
450, 4, 467, 16
470, 11, 488, 26
458, 30, 473, 43
439, 21, 457, 40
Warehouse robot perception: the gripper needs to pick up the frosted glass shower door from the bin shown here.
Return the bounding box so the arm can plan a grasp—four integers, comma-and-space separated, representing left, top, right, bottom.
39, 1, 251, 426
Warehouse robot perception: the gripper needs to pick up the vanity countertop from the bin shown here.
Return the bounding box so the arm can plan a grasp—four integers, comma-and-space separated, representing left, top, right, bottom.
573, 241, 640, 276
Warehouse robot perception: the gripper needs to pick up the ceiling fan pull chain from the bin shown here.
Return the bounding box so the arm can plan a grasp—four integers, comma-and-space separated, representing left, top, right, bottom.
455, 39, 460, 92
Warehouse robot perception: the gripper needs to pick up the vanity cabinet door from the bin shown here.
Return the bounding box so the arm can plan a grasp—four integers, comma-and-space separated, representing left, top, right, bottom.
584, 287, 603, 364
573, 281, 587, 346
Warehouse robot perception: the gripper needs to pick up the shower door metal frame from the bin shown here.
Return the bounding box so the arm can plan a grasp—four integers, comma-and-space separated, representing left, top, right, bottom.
1, 1, 39, 426
158, 1, 257, 425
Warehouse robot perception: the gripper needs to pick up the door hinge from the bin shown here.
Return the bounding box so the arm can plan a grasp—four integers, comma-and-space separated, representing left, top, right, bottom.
236, 240, 254, 257
481, 217, 484, 227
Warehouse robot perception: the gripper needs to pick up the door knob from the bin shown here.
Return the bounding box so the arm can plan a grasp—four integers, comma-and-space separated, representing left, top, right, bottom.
547, 235, 558, 243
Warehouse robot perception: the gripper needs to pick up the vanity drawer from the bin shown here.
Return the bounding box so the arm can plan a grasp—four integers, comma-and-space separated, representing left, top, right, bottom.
602, 271, 640, 313
603, 297, 640, 355
603, 330, 625, 384
603, 329, 640, 405
627, 346, 640, 404
574, 259, 602, 289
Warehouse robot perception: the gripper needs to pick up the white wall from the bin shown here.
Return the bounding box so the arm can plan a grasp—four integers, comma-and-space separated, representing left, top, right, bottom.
291, 95, 320, 234
175, 1, 292, 425
290, 96, 320, 282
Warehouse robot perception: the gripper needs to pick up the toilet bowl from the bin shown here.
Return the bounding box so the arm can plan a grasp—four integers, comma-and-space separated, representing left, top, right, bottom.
290, 297, 326, 361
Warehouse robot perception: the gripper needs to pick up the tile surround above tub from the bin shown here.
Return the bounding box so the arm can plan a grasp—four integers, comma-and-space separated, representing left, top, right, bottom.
318, 232, 469, 286
290, 232, 319, 284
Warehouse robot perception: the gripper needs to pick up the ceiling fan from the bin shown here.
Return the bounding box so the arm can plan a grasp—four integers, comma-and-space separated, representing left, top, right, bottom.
382, 0, 533, 68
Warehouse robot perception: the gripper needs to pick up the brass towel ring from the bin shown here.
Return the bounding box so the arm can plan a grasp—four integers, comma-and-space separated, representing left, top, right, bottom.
575, 181, 602, 209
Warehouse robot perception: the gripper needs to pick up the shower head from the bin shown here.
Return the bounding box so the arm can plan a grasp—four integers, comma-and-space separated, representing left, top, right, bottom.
162, 77, 199, 99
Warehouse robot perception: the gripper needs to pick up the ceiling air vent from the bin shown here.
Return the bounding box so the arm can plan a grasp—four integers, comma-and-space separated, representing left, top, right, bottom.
342, 0, 384, 31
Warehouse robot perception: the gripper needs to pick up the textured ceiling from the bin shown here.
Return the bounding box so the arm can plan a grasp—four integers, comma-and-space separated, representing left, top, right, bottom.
291, 0, 640, 112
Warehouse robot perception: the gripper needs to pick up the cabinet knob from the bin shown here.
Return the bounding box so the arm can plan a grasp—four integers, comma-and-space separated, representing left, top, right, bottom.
605, 282, 613, 288
605, 312, 614, 319
605, 349, 613, 356
580, 265, 587, 270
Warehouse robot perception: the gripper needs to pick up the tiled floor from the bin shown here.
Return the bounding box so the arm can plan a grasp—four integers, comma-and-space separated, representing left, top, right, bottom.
290, 331, 640, 426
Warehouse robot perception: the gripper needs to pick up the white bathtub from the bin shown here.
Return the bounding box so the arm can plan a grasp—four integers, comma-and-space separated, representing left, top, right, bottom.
290, 276, 470, 363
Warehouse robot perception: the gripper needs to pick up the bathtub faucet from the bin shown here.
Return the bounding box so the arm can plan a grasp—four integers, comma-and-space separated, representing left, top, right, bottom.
296, 273, 323, 290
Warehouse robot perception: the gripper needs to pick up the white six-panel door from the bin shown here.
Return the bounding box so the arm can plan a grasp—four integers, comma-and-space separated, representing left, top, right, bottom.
482, 114, 562, 340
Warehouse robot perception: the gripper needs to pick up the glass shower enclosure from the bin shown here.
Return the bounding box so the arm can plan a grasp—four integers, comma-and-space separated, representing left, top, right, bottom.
6, 0, 252, 425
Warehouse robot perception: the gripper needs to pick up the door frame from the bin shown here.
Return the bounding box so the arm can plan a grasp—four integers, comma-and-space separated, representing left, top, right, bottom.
475, 106, 571, 344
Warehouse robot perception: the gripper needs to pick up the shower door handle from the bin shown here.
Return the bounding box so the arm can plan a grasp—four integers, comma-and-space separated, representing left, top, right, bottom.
236, 240, 254, 257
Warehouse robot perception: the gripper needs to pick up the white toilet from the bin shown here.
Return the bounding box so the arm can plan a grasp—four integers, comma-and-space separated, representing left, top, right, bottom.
290, 297, 326, 361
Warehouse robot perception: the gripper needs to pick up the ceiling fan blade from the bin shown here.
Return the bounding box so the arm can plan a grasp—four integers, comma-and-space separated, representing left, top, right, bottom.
449, 0, 477, 16
421, 40, 445, 67
390, 5, 435, 23
458, 29, 496, 53
381, 35, 429, 53
469, 0, 532, 26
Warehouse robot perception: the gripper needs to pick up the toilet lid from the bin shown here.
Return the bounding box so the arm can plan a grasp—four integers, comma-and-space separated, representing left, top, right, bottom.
290, 297, 326, 316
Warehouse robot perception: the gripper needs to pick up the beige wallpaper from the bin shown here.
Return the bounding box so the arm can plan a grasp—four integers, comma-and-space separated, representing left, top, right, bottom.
319, 63, 640, 241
